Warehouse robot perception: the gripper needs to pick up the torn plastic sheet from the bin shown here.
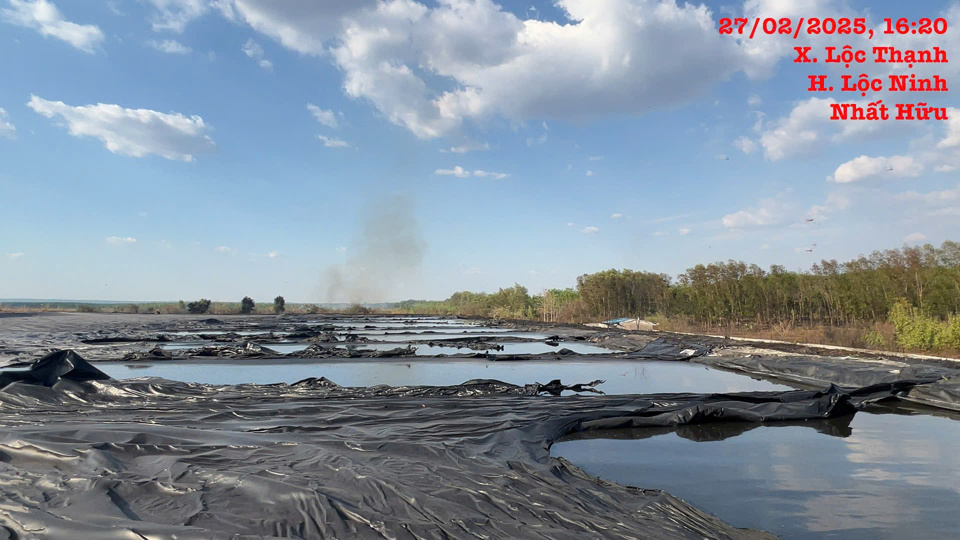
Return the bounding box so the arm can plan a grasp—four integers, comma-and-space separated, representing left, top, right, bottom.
0, 350, 927, 539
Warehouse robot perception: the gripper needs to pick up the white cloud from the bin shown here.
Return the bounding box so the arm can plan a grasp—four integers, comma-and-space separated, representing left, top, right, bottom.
722, 198, 791, 228
678, 228, 690, 235
589, 156, 604, 161
306, 103, 339, 128
580, 226, 599, 234
159, 240, 172, 248
611, 213, 623, 219
0, 108, 15, 140
6, 252, 24, 259
936, 114, 960, 150
650, 231, 667, 237
1, 0, 104, 52
435, 166, 470, 178
732, 136, 756, 154
215, 245, 235, 253
808, 191, 851, 220
106, 236, 136, 245
903, 232, 927, 244
28, 95, 215, 161
831, 155, 924, 184
435, 166, 507, 179
585, 170, 594, 177
336, 246, 347, 253
268, 250, 279, 258
526, 122, 549, 147
146, 0, 233, 33
760, 244, 771, 250
747, 94, 762, 107
317, 135, 349, 148
472, 169, 508, 179
753, 98, 903, 161
897, 185, 960, 206
828, 107, 959, 184
441, 141, 489, 154
224, 0, 377, 55
241, 38, 272, 70
327, 0, 756, 139
147, 39, 191, 54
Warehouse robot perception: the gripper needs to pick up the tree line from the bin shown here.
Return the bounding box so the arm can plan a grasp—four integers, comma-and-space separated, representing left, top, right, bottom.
397, 241, 960, 352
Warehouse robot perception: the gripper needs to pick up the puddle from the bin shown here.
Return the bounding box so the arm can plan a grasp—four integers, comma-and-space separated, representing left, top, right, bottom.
98, 360, 789, 395
552, 406, 960, 539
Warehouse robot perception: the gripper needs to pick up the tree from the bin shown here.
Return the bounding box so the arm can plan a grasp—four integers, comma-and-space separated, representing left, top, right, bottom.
187, 299, 211, 314
240, 296, 256, 314
273, 296, 286, 314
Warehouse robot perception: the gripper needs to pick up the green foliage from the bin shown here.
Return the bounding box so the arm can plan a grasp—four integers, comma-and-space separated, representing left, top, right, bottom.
888, 298, 959, 351
864, 329, 886, 348
240, 296, 256, 314
273, 296, 286, 314
187, 299, 212, 314
577, 269, 670, 319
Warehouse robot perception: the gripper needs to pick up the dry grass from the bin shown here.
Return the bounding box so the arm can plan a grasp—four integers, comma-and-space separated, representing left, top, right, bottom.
653, 317, 960, 357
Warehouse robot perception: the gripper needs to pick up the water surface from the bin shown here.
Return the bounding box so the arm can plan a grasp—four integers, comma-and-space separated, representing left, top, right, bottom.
552, 406, 960, 539
100, 360, 788, 395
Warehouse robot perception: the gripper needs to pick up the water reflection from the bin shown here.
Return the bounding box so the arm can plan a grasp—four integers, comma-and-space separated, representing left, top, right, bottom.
99, 360, 789, 395
552, 406, 960, 539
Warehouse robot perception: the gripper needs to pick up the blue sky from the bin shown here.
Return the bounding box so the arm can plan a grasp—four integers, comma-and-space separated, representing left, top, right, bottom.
0, 0, 958, 303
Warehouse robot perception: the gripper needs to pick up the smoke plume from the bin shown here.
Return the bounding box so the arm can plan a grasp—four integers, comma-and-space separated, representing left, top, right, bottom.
324, 194, 426, 303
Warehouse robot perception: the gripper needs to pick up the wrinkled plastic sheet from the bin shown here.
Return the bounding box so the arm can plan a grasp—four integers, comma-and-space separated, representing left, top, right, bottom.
625, 336, 712, 361
0, 351, 928, 539
697, 353, 960, 411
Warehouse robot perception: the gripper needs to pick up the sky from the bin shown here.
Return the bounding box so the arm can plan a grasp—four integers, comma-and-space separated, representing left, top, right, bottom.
0, 0, 958, 303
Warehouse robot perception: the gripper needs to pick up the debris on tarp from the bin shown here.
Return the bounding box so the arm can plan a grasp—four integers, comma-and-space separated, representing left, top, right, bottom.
589, 317, 660, 331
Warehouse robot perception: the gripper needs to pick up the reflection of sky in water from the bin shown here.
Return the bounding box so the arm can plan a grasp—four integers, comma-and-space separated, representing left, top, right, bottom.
552, 411, 960, 539
99, 360, 788, 395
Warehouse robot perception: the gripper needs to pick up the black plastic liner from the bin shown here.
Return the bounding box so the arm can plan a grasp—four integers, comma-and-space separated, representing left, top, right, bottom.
0, 350, 111, 388
697, 353, 960, 411
625, 336, 712, 361
0, 350, 928, 539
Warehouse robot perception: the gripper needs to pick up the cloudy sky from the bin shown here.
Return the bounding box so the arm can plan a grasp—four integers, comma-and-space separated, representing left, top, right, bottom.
0, 0, 958, 302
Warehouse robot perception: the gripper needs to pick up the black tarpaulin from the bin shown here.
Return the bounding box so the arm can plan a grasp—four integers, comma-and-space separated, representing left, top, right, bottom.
0, 350, 929, 539
626, 336, 713, 361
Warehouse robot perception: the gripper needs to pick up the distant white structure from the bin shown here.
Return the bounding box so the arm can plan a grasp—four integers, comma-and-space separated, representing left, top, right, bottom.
589, 317, 659, 331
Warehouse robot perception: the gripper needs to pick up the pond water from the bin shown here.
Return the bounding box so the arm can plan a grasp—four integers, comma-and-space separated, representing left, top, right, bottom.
99, 360, 789, 395
552, 405, 960, 539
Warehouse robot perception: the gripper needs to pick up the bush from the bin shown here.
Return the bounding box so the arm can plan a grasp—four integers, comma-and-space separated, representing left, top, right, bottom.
187, 299, 212, 314
273, 296, 285, 314
864, 329, 886, 348
240, 296, 256, 314
889, 298, 946, 351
